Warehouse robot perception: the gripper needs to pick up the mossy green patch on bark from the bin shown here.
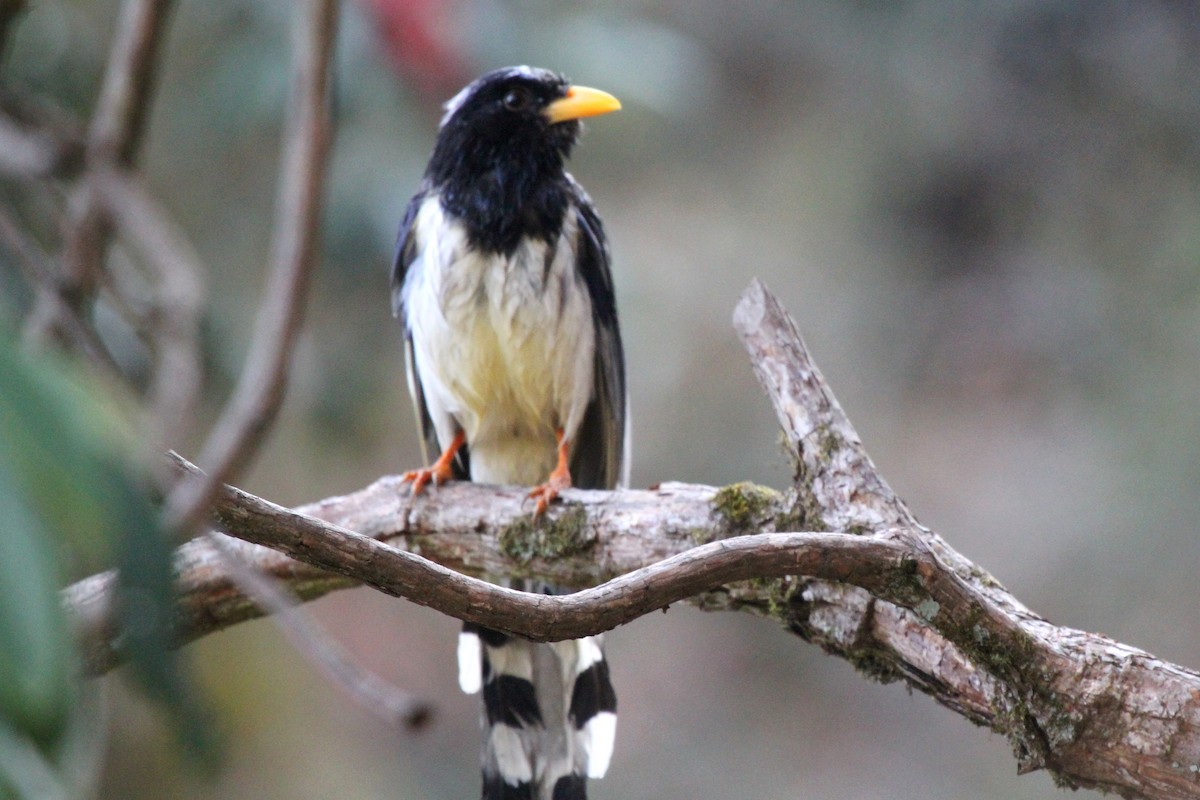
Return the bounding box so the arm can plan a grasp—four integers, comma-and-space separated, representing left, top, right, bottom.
714, 482, 780, 527
815, 422, 841, 462
879, 555, 925, 607
930, 600, 1079, 775
705, 482, 801, 537
844, 645, 906, 685
742, 576, 793, 619
498, 505, 593, 564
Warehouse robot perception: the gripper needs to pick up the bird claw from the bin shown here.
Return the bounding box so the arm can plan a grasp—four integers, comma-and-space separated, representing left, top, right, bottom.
401, 464, 452, 496
527, 474, 570, 518
402, 431, 465, 497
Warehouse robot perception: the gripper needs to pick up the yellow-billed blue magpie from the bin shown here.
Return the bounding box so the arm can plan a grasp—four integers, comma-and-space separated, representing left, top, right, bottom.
391, 66, 626, 800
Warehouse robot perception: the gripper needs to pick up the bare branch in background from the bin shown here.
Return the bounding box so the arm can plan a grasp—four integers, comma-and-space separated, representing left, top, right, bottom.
0, 204, 120, 374
164, 0, 338, 532
87, 1, 171, 167
5, 0, 435, 758
0, 87, 88, 181
120, 0, 424, 737
0, 95, 204, 442
4, 0, 431, 743
60, 0, 173, 307
0, 95, 91, 352
91, 167, 205, 449
201, 528, 431, 730
0, 111, 80, 180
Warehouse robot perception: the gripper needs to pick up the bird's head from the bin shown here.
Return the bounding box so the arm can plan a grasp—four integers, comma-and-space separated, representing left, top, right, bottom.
428, 66, 621, 187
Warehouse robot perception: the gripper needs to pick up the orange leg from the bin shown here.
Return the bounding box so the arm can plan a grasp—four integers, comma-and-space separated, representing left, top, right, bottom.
402, 430, 465, 496
528, 428, 572, 517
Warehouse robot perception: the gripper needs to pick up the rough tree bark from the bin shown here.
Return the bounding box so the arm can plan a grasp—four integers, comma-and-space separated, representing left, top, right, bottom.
64, 280, 1200, 800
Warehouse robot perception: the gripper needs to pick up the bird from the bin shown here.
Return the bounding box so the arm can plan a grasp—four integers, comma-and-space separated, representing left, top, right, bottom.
390, 66, 627, 800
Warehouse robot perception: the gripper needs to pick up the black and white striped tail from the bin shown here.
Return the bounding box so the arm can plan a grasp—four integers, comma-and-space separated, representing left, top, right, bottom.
459, 623, 617, 800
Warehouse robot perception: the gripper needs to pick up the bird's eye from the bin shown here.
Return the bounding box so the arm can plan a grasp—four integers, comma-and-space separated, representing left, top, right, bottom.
502, 88, 533, 111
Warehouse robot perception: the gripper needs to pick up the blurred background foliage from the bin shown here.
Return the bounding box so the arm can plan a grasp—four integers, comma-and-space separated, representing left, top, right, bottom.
3, 0, 1200, 798
0, 337, 212, 799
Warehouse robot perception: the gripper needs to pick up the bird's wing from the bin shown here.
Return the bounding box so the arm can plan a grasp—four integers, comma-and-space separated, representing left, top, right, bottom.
568, 184, 628, 490
392, 188, 470, 478
390, 187, 426, 322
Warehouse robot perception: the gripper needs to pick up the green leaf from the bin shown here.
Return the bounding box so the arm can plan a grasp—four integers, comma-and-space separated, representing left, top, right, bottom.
0, 337, 219, 774
0, 458, 74, 751
112, 471, 220, 769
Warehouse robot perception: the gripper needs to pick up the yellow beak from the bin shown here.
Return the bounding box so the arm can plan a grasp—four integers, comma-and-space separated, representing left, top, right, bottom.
543, 85, 622, 125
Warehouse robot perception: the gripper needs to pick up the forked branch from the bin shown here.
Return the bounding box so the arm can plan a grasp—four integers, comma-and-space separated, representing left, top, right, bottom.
64, 282, 1200, 800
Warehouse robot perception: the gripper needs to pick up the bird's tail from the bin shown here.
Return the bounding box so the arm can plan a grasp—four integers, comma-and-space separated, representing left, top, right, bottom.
459, 623, 617, 800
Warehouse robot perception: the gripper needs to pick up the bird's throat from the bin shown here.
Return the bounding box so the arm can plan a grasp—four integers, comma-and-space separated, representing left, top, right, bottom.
434, 142, 570, 256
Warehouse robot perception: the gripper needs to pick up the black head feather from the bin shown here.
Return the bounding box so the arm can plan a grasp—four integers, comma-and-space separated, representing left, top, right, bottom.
426, 66, 581, 254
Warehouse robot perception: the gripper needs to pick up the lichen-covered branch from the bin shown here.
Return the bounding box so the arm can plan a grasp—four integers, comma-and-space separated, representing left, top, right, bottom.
732, 279, 1200, 799
62, 283, 1200, 800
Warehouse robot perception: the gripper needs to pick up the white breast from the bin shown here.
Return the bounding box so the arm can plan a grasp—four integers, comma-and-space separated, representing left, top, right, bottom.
403, 196, 595, 486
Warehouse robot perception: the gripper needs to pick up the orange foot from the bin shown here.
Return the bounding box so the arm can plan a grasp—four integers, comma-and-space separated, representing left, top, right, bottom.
528, 429, 572, 518
402, 430, 465, 496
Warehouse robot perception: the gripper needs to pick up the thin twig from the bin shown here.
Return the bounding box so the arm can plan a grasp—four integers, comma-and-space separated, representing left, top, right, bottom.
140, 0, 417, 738
0, 93, 88, 197
86, 0, 173, 167
0, 104, 200, 438
0, 203, 120, 373
60, 0, 173, 332
164, 0, 338, 532
91, 166, 206, 448
201, 529, 431, 729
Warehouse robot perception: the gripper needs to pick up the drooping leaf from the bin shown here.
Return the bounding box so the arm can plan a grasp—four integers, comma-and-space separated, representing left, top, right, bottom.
0, 337, 218, 778
111, 469, 219, 769
0, 456, 74, 753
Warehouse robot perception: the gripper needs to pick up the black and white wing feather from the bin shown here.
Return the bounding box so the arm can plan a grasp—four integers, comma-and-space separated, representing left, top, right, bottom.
567, 180, 628, 490
391, 185, 469, 480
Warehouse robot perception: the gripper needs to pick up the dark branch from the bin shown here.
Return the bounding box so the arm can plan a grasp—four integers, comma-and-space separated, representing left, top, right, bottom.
61, 0, 173, 298
198, 525, 430, 729
60, 283, 1200, 800
90, 166, 205, 445
0, 204, 121, 374
164, 0, 338, 532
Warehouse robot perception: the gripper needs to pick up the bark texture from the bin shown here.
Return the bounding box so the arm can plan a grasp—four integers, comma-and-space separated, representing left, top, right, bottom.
63, 281, 1200, 800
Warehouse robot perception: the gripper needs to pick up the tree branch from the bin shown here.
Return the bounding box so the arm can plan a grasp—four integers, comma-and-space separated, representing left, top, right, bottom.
0, 204, 121, 374
733, 278, 1200, 798
60, 0, 173, 304
0, 105, 82, 180
90, 166, 205, 445
164, 0, 337, 532
63, 283, 1200, 800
